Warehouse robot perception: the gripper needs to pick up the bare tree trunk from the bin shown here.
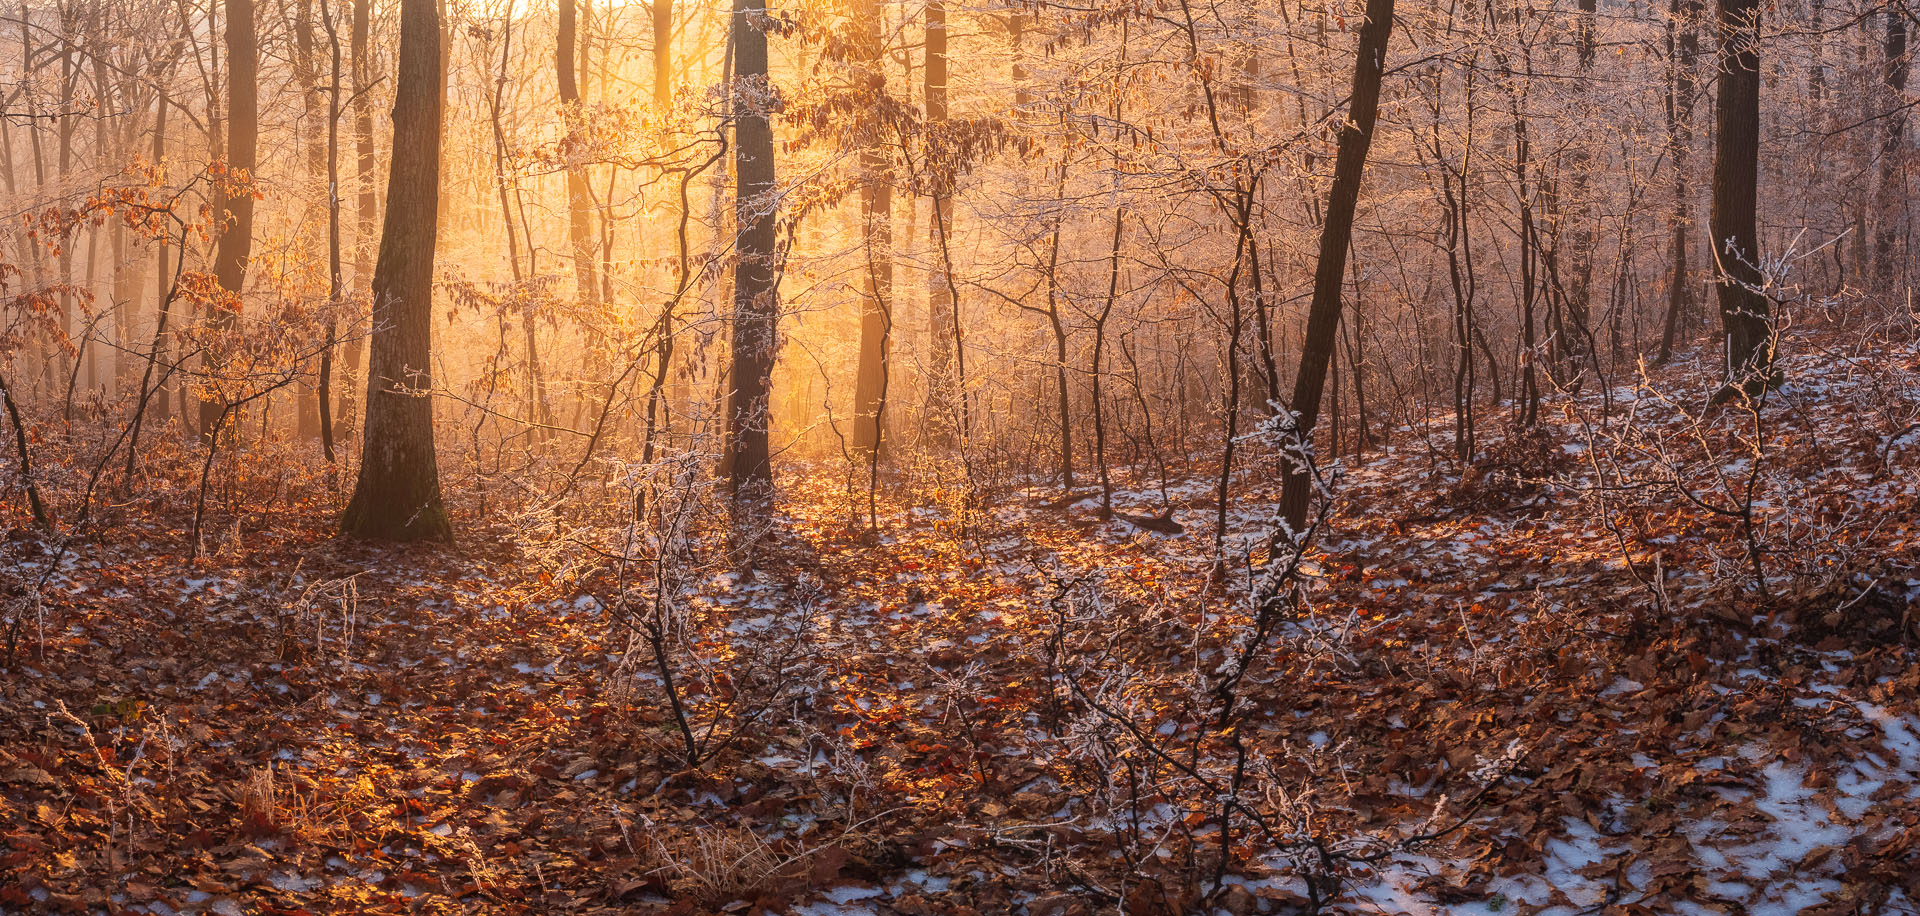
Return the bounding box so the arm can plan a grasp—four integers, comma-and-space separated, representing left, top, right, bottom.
151, 92, 173, 426
199, 0, 256, 444
725, 0, 779, 511
1874, 8, 1910, 288
436, 0, 451, 236
1426, 64, 1480, 459
482, 0, 548, 432
851, 0, 893, 464
1658, 0, 1700, 364
86, 27, 124, 400
1512, 93, 1542, 428
1007, 12, 1027, 114
1562, 0, 1599, 383
295, 0, 327, 439
341, 0, 449, 540
557, 0, 599, 307
319, 0, 347, 464
1341, 261, 1370, 454
924, 0, 964, 445
1709, 0, 1777, 399
640, 0, 678, 464
339, 0, 376, 442
1040, 153, 1073, 493
1093, 204, 1123, 519
17, 8, 51, 396
1211, 224, 1246, 563
652, 0, 672, 107
55, 5, 75, 401
1274, 0, 1395, 537
0, 367, 48, 528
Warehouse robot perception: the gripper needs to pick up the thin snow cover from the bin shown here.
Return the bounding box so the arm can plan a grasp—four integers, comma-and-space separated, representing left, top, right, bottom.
1856, 701, 1920, 778
792, 884, 884, 916
1364, 813, 1630, 915
890, 869, 952, 893
1600, 677, 1645, 697
267, 870, 321, 892
1540, 818, 1614, 907
1676, 756, 1852, 916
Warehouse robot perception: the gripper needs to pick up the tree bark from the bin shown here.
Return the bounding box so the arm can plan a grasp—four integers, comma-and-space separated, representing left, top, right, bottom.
1709, 0, 1776, 399
557, 0, 599, 308
339, 0, 376, 441
341, 0, 450, 541
1563, 0, 1598, 381
924, 0, 963, 444
203, 0, 257, 442
851, 0, 893, 461
640, 0, 679, 465
320, 0, 346, 465
295, 0, 327, 439
152, 91, 173, 425
1274, 0, 1395, 537
725, 0, 779, 510
1658, 0, 1700, 364
652, 0, 672, 108
1, 367, 48, 528
1874, 8, 1909, 288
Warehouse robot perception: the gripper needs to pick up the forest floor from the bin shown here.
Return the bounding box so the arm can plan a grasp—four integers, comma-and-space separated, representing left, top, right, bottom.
4, 325, 1920, 916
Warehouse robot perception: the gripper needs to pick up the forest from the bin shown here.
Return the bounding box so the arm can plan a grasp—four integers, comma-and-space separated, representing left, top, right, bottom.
2, 0, 1919, 911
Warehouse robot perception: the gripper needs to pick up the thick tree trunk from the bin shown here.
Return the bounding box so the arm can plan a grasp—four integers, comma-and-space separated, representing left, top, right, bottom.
851, 0, 893, 460
341, 0, 449, 541
1274, 0, 1395, 538
1709, 0, 1776, 399
725, 0, 779, 509
652, 0, 672, 107
437, 0, 452, 235
203, 0, 257, 443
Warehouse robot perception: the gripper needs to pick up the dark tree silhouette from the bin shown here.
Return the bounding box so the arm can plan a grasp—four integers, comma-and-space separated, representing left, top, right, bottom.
1709, 0, 1777, 400
1274, 0, 1397, 537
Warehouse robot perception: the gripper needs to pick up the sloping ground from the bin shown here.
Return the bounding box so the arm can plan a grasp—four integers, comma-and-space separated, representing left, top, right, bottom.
3, 327, 1918, 916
